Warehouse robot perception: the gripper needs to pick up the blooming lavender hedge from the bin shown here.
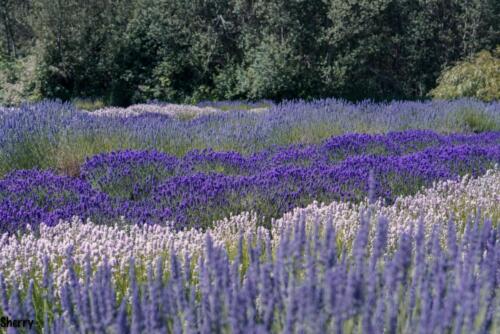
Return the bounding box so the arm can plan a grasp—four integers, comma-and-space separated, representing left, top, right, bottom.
0, 131, 498, 231
1, 99, 498, 176
1, 170, 497, 291
0, 213, 497, 333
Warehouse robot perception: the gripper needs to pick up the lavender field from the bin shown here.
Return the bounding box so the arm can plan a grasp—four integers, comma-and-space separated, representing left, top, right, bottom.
0, 99, 499, 333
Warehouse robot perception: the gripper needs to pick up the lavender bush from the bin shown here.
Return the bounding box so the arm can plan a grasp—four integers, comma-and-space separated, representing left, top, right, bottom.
0, 214, 497, 333
1, 99, 498, 176
0, 132, 498, 231
1, 170, 497, 291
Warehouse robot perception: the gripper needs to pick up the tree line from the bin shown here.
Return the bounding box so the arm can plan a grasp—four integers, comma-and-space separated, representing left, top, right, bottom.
1, 0, 498, 105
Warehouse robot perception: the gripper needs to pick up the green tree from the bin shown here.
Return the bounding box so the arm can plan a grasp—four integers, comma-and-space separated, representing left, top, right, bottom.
116, 0, 240, 104
322, 0, 499, 100
32, 0, 131, 100
323, 0, 400, 100
232, 0, 327, 100
430, 46, 500, 101
1, 0, 499, 104
458, 0, 499, 57
0, 0, 33, 58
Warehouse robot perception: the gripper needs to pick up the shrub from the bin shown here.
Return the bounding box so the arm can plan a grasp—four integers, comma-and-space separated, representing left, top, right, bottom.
430, 46, 500, 101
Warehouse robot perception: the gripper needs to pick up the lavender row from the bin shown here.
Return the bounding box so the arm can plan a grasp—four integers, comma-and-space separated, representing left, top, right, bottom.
1, 214, 497, 333
81, 130, 500, 202
148, 144, 499, 228
1, 99, 498, 175
1, 142, 498, 231
82, 130, 500, 179
1, 170, 497, 290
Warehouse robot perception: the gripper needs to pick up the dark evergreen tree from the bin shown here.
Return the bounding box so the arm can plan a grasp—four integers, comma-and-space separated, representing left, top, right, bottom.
0, 0, 498, 104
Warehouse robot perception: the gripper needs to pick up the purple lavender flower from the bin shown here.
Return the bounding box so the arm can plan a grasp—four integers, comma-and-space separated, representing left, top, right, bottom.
1, 214, 498, 333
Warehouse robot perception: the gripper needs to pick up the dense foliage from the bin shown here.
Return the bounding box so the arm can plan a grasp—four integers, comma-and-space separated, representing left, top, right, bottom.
430, 46, 500, 101
1, 0, 499, 105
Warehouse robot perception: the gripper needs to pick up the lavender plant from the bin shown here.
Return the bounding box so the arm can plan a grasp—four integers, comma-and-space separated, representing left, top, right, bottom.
0, 170, 497, 291
0, 214, 497, 333
1, 99, 499, 176
0, 170, 115, 233
1, 133, 498, 231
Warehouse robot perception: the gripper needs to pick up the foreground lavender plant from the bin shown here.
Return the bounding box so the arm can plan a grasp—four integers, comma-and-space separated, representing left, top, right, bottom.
0, 214, 497, 333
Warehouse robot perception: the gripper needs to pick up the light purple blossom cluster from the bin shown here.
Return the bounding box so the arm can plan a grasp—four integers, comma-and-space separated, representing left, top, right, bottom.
89, 103, 220, 118
0, 212, 497, 333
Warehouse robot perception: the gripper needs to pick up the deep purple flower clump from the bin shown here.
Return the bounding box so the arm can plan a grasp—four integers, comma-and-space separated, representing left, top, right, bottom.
0, 130, 498, 231
81, 150, 179, 200
0, 170, 114, 232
